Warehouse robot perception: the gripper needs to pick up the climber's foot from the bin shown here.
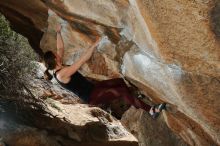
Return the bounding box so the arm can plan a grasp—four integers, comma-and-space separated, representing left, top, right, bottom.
149, 103, 166, 119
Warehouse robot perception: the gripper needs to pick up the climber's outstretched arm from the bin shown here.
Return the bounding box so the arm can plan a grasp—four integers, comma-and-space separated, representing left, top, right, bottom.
56, 24, 64, 65
57, 37, 101, 81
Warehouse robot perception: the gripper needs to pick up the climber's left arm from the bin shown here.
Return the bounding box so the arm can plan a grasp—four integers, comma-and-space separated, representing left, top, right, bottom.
56, 24, 64, 65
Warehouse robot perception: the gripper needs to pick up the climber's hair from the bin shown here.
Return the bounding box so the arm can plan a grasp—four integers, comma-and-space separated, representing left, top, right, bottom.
44, 51, 56, 80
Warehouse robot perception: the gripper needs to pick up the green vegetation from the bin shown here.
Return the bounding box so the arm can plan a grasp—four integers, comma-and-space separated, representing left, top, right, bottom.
0, 15, 37, 91
0, 14, 47, 123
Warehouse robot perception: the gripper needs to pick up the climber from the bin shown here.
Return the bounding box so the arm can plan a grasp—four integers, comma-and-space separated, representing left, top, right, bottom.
43, 24, 166, 119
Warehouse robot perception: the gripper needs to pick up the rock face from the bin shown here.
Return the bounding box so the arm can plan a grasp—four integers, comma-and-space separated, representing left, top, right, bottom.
0, 64, 138, 146
0, 0, 220, 146
121, 107, 188, 146
1, 104, 138, 146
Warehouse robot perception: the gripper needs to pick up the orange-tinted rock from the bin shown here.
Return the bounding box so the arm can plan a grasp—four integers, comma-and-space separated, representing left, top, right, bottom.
0, 0, 219, 145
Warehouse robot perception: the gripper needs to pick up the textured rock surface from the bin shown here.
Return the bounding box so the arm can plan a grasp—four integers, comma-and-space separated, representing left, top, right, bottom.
0, 65, 138, 146
0, 106, 138, 146
0, 0, 220, 146
121, 107, 188, 146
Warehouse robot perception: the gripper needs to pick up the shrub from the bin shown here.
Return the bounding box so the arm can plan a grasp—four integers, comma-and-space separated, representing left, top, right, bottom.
0, 14, 47, 124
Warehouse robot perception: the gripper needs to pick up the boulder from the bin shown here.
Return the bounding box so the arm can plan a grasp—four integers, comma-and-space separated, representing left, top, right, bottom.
0, 0, 219, 145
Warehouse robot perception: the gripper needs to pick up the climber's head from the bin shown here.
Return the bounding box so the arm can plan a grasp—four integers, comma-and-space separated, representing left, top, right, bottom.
44, 51, 56, 70
43, 51, 57, 80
